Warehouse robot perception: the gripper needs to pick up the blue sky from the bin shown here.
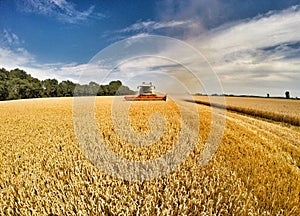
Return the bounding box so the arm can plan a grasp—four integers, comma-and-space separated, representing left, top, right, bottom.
1, 0, 300, 96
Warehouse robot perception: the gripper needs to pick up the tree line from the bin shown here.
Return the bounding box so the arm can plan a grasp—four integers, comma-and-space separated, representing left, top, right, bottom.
0, 68, 135, 101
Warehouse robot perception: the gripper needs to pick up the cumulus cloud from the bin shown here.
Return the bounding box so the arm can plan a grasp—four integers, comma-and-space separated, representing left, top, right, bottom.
198, 5, 300, 55
178, 5, 300, 96
155, 0, 223, 34
0, 30, 34, 69
114, 5, 300, 96
0, 47, 34, 68
148, 0, 300, 96
0, 29, 75, 81
0, 45, 65, 81
18, 0, 104, 23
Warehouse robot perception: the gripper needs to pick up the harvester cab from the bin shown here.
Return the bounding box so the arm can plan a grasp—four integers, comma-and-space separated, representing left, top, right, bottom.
138, 82, 156, 96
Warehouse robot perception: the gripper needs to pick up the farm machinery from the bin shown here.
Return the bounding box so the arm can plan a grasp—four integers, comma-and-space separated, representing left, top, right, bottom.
124, 82, 167, 101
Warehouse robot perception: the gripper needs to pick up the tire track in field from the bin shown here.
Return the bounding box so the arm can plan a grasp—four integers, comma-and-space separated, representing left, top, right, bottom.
223, 110, 300, 169
189, 99, 300, 126
196, 103, 300, 214
226, 112, 300, 146
193, 101, 300, 169
190, 99, 300, 147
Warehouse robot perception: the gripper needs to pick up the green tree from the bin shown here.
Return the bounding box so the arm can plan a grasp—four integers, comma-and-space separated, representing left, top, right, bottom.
58, 80, 76, 97
7, 78, 34, 99
0, 68, 9, 100
108, 80, 122, 95
4, 69, 44, 100
117, 85, 135, 95
0, 81, 8, 100
18, 79, 31, 99
101, 85, 109, 96
30, 77, 43, 98
7, 78, 22, 99
9, 68, 29, 80
0, 67, 136, 100
0, 68, 9, 81
97, 85, 104, 96
88, 81, 99, 95
42, 79, 59, 97
285, 91, 290, 99
73, 84, 90, 96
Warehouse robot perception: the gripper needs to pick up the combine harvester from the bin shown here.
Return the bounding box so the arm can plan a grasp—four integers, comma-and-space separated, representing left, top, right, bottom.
124, 82, 167, 101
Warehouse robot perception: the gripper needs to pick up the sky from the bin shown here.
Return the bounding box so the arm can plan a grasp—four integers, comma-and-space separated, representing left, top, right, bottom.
0, 0, 300, 97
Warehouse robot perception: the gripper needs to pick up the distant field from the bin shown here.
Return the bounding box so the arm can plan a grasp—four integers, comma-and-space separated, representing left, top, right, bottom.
194, 96, 300, 125
0, 97, 299, 215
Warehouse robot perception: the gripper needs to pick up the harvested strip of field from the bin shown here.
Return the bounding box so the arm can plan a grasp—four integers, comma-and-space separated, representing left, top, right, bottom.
0, 97, 299, 215
193, 96, 300, 126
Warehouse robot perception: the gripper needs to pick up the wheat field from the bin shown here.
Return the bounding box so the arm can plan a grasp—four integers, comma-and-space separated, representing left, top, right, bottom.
0, 97, 299, 215
194, 96, 300, 126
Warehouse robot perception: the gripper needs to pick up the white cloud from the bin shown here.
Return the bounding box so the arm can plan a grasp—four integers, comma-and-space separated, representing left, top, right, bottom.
156, 0, 221, 32
19, 0, 104, 23
187, 5, 300, 96
0, 44, 109, 84
198, 6, 300, 54
0, 46, 34, 70
119, 20, 195, 33
0, 46, 58, 80
113, 5, 300, 96
0, 29, 76, 81
1, 29, 21, 47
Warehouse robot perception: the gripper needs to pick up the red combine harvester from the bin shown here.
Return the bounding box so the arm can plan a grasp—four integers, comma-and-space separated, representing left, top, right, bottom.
124, 82, 167, 101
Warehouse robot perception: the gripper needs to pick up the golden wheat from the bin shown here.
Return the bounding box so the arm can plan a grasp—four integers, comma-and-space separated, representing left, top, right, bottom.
194, 96, 300, 126
0, 97, 299, 215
